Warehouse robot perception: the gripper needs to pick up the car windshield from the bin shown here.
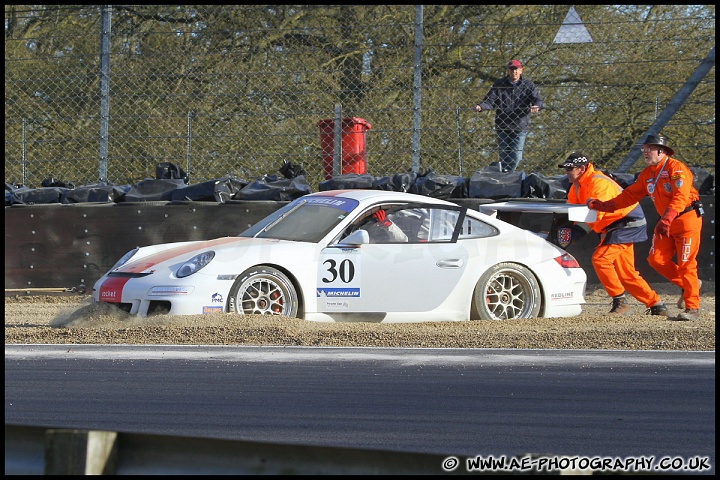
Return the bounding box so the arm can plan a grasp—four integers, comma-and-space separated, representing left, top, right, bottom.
239, 196, 359, 242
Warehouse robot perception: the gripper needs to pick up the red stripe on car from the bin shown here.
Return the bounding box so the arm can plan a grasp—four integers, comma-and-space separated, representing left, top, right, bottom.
316, 191, 350, 196
98, 276, 130, 303
116, 237, 242, 273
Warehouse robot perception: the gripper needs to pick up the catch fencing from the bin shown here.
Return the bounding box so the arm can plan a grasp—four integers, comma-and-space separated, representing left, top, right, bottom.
4, 5, 716, 191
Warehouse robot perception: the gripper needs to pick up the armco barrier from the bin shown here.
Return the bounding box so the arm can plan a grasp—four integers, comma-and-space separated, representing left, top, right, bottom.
5, 424, 605, 475
4, 425, 466, 475
4, 196, 715, 291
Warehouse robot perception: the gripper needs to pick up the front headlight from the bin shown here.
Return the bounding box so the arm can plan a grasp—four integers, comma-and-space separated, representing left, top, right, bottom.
176, 251, 215, 278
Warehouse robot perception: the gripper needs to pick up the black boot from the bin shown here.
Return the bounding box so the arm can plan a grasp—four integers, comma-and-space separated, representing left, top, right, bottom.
609, 294, 631, 315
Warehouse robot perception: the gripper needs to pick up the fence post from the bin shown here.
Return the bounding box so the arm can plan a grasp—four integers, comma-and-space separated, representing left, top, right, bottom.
98, 5, 112, 184
22, 118, 27, 185
456, 106, 463, 176
44, 429, 118, 475
333, 103, 342, 177
411, 4, 423, 173
187, 111, 194, 182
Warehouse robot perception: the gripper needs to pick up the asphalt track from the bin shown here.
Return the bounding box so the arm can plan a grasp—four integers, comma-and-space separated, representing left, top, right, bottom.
5, 345, 715, 474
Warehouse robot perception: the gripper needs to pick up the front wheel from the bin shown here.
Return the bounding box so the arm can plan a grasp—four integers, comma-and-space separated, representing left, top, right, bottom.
228, 266, 299, 317
471, 263, 541, 320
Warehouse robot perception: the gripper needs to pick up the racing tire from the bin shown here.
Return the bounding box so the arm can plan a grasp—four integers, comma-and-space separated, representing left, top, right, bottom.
471, 263, 541, 320
229, 266, 299, 317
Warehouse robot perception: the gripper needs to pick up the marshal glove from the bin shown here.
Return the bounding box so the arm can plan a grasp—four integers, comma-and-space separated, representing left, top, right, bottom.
654, 208, 678, 238
587, 198, 617, 212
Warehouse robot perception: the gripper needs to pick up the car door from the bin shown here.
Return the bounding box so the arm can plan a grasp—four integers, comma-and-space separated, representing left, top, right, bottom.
317, 205, 472, 313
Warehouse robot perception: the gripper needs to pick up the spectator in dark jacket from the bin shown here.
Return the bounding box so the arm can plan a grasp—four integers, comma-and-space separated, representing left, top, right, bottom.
474, 59, 543, 172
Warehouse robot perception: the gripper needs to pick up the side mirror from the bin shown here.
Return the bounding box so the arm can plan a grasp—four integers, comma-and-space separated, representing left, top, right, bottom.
337, 229, 369, 246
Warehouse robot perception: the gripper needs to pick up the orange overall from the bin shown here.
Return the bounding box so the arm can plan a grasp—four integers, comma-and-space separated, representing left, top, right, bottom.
609, 157, 702, 309
568, 164, 660, 307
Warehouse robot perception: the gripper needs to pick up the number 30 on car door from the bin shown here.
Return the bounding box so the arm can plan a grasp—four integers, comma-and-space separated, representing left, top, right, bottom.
317, 250, 361, 310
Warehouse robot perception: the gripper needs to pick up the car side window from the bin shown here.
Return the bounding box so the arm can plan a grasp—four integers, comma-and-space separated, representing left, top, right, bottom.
456, 216, 498, 239
421, 208, 498, 241
358, 210, 409, 243
427, 208, 457, 241
340, 204, 497, 244
390, 207, 428, 242
342, 205, 423, 244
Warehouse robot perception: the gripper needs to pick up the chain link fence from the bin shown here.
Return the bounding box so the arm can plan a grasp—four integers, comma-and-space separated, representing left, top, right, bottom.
5, 5, 715, 191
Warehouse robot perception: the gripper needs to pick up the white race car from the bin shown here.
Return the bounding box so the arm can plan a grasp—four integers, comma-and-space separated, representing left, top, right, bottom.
92, 190, 587, 322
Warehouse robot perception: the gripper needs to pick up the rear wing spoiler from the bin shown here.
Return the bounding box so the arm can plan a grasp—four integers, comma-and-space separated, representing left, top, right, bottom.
478, 200, 597, 223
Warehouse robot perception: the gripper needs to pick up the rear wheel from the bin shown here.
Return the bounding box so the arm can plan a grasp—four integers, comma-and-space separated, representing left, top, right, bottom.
471, 263, 541, 320
228, 266, 299, 317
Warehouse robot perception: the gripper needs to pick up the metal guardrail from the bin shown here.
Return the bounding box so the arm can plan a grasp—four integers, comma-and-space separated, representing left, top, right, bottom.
5, 424, 608, 475
5, 424, 469, 475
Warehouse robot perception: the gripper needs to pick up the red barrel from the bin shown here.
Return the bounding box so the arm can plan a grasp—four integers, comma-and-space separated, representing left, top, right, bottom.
317, 117, 372, 180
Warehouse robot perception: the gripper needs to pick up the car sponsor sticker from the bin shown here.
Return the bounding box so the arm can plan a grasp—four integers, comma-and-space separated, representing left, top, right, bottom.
203, 306, 224, 313
317, 251, 361, 302
323, 300, 351, 310
318, 288, 360, 297
98, 276, 130, 303
555, 227, 572, 248
304, 196, 359, 213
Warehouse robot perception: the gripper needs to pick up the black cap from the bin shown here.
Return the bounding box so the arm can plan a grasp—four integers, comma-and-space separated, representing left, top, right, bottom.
558, 152, 590, 169
642, 134, 674, 156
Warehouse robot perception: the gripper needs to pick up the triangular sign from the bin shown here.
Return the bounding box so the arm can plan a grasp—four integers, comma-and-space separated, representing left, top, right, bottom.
553, 6, 593, 44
